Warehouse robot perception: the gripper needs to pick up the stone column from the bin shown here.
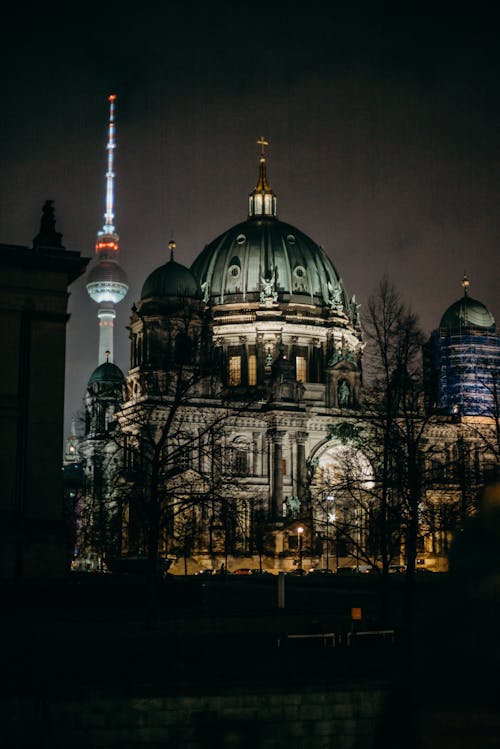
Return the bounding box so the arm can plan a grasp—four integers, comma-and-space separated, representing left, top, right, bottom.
295, 431, 308, 502
270, 430, 284, 520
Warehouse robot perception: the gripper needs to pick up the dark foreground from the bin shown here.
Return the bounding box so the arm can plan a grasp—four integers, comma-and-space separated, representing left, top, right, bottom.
1, 571, 499, 748
2, 572, 434, 693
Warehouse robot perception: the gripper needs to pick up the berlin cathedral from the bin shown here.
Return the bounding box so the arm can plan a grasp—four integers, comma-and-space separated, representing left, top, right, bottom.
66, 132, 500, 576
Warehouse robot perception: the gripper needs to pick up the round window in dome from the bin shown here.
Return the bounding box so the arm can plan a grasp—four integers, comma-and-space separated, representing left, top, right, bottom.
229, 265, 241, 279
236, 234, 246, 245
294, 265, 306, 279
287, 234, 296, 244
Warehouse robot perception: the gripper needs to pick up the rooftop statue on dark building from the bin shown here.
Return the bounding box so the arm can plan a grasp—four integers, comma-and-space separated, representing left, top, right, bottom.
33, 199, 64, 250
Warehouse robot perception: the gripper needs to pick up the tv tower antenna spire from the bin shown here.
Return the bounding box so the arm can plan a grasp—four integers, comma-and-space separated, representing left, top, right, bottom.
86, 94, 129, 365
103, 93, 117, 235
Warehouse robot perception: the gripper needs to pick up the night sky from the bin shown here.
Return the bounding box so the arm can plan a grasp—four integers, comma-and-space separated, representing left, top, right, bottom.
1, 3, 499, 441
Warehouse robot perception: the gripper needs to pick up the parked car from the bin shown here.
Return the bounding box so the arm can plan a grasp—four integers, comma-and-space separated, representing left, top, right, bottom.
286, 568, 308, 576
336, 566, 358, 575
307, 568, 334, 577
232, 567, 252, 575
389, 565, 406, 574
250, 569, 273, 576
195, 569, 215, 576
337, 564, 378, 575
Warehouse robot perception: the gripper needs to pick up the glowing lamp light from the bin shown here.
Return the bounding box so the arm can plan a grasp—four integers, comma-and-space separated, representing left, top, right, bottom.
297, 526, 304, 571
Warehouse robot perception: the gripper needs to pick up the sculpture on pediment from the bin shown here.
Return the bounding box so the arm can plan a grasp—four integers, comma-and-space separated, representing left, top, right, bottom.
260, 271, 278, 303
33, 199, 63, 249
200, 280, 210, 304
327, 279, 344, 311
328, 337, 357, 368
350, 294, 361, 326
338, 379, 351, 407
284, 495, 301, 518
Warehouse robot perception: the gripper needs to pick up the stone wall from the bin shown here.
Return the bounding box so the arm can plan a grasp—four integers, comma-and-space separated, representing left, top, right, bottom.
3, 682, 391, 749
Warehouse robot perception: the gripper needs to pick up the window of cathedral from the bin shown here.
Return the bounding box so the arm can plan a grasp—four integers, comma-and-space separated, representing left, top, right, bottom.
178, 444, 191, 471
175, 332, 192, 364
231, 437, 252, 475
137, 334, 143, 366
295, 355, 307, 383
248, 354, 257, 386
229, 355, 242, 386
431, 459, 445, 483
234, 449, 249, 475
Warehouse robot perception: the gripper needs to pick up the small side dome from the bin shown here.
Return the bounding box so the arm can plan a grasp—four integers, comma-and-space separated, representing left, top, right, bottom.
141, 259, 199, 300
440, 296, 496, 333
88, 362, 125, 385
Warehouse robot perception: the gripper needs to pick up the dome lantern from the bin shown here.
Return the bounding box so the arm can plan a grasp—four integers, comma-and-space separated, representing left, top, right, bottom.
248, 136, 277, 218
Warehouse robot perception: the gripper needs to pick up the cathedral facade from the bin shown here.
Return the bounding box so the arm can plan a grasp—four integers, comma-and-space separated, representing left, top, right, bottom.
71, 151, 499, 575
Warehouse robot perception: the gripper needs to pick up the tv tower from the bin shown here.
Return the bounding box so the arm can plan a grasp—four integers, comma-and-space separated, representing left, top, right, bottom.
86, 94, 128, 364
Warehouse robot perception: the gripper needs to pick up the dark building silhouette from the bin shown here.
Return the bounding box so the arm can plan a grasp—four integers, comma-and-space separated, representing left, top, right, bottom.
0, 202, 88, 580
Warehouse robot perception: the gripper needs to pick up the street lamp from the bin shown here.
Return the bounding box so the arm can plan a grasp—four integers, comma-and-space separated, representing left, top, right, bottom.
325, 494, 334, 571
297, 526, 304, 571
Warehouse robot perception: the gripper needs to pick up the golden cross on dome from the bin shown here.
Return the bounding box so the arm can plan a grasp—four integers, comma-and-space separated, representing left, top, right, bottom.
257, 136, 269, 159
462, 272, 470, 296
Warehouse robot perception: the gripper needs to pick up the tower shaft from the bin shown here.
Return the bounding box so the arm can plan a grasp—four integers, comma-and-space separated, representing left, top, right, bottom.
98, 305, 116, 364
86, 94, 128, 365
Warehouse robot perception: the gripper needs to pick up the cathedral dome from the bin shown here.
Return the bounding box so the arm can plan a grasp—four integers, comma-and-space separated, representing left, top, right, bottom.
440, 278, 496, 333
190, 149, 350, 310
88, 361, 125, 385
141, 243, 199, 300
191, 217, 348, 308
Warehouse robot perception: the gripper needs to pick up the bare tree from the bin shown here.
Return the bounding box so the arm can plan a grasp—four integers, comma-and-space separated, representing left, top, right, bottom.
75, 296, 264, 620
321, 278, 431, 619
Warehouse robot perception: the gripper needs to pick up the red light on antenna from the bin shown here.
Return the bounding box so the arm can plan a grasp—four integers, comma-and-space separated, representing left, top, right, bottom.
108, 94, 117, 101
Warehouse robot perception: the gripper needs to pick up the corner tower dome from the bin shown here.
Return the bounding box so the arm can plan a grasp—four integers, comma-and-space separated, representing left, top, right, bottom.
88, 361, 125, 386
191, 140, 352, 312
141, 241, 199, 300
440, 275, 496, 333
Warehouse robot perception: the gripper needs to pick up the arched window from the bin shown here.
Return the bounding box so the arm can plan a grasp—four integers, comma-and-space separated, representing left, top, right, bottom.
229, 355, 242, 386
248, 354, 257, 386
232, 438, 251, 475
234, 450, 249, 474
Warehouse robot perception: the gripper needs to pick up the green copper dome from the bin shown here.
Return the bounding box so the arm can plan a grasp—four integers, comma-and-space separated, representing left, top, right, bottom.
141, 258, 199, 300
440, 296, 496, 332
191, 216, 349, 308
88, 362, 125, 385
